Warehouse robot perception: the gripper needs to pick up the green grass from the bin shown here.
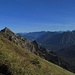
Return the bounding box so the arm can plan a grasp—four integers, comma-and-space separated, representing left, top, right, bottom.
0, 35, 75, 75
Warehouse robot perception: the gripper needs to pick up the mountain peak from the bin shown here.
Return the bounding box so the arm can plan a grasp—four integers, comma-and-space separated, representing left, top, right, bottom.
4, 27, 10, 30
0, 27, 15, 36
1, 27, 11, 33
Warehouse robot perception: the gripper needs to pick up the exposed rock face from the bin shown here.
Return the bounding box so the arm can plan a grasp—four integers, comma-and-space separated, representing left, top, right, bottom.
0, 27, 74, 73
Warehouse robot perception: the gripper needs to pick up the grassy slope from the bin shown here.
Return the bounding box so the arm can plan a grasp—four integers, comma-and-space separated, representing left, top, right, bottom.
0, 35, 75, 75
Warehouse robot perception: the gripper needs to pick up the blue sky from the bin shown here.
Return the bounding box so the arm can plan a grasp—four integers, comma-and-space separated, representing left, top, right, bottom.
0, 0, 75, 32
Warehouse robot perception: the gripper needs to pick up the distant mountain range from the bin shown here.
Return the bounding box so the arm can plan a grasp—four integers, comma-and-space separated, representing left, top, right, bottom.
17, 31, 47, 41
37, 31, 75, 51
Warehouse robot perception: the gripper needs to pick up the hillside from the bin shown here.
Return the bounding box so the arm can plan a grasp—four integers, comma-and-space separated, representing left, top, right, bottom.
0, 34, 75, 75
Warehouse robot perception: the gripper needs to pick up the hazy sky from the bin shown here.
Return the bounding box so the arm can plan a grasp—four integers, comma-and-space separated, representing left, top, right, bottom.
0, 0, 75, 32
